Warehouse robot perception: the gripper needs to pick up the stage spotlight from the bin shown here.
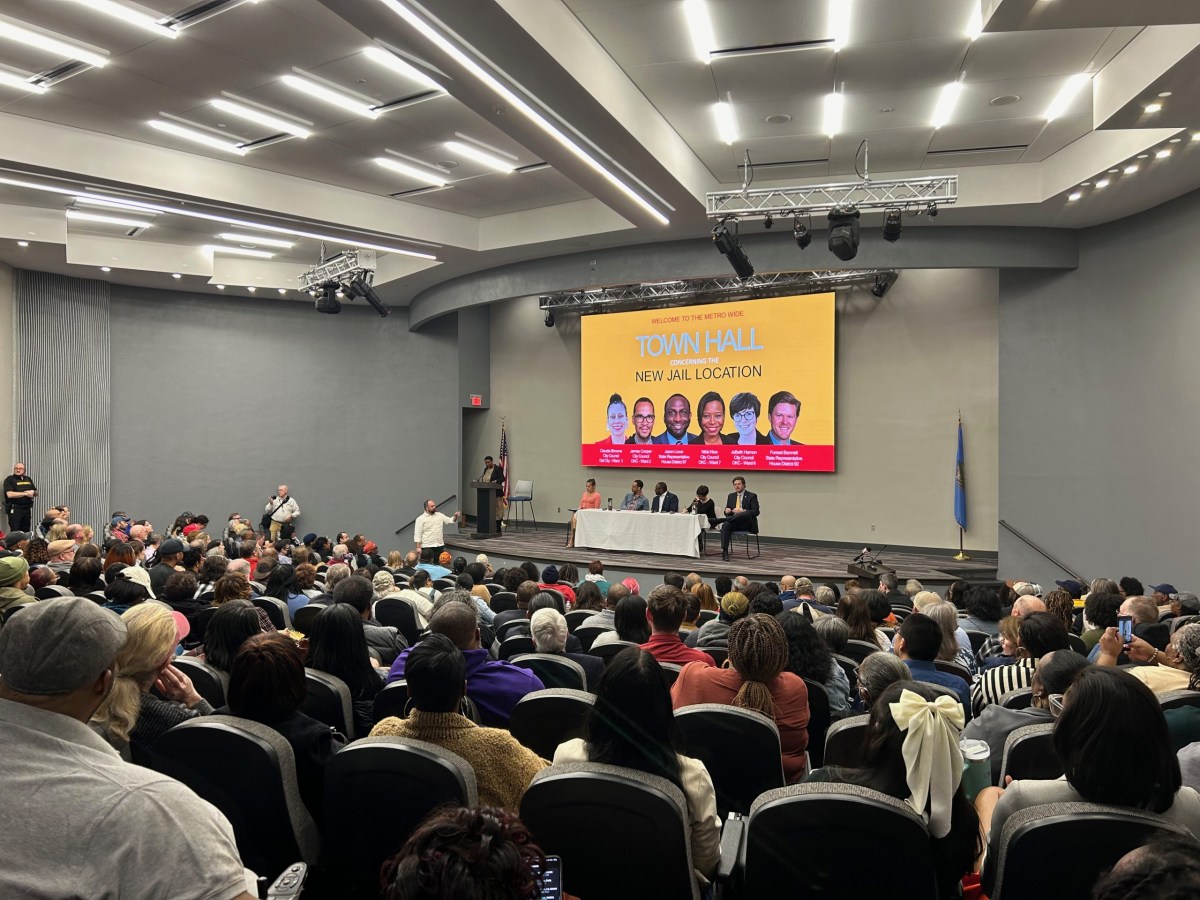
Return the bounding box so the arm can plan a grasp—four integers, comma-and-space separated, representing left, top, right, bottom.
314, 281, 342, 315
345, 274, 391, 318
870, 275, 890, 298
544, 310, 555, 327
827, 208, 861, 261
711, 218, 754, 280
763, 214, 773, 230
926, 202, 939, 218
793, 215, 812, 250
882, 208, 902, 242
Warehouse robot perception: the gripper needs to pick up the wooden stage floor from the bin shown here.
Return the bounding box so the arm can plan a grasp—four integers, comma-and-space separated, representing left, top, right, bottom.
446, 528, 997, 584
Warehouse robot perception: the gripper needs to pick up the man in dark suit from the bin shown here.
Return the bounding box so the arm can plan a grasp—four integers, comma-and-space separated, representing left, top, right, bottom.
482, 456, 504, 531
650, 481, 679, 513
720, 476, 760, 561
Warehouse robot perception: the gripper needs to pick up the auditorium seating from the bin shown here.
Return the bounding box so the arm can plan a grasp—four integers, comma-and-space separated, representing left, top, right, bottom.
498, 633, 536, 660
840, 639, 881, 664
173, 656, 228, 707
34, 585, 72, 600
675, 704, 784, 819
573, 624, 610, 651
291, 604, 323, 635
508, 688, 594, 759
372, 680, 409, 722
823, 714, 869, 768
731, 783, 939, 899
1000, 688, 1035, 710
490, 591, 518, 613
301, 669, 356, 739
322, 736, 478, 892
590, 639, 641, 666
800, 678, 832, 768
510, 653, 587, 691
254, 595, 290, 630
495, 618, 531, 641
832, 655, 859, 693
373, 597, 422, 645
999, 723, 1061, 783
1159, 689, 1200, 711
1067, 633, 1088, 656
934, 658, 971, 682
964, 630, 990, 655
150, 716, 321, 881
521, 761, 700, 900
659, 661, 683, 687
989, 802, 1192, 900
564, 609, 592, 633
703, 647, 729, 667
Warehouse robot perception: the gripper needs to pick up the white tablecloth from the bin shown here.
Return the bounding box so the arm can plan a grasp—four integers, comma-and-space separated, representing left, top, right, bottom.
575, 509, 706, 558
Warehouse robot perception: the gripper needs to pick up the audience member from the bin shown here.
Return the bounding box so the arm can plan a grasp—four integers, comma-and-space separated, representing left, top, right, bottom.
1096, 622, 1198, 695
212, 573, 274, 632
960, 586, 1004, 636
1080, 592, 1122, 651
592, 594, 651, 648
673, 614, 810, 781
307, 603, 384, 736
691, 582, 718, 613
856, 652, 913, 710
580, 581, 629, 632
187, 599, 261, 673
925, 600, 978, 676
980, 615, 1021, 672
372, 634, 546, 810
972, 612, 1069, 715
836, 591, 887, 651
688, 590, 749, 648
640, 585, 715, 667
895, 614, 971, 719
1042, 588, 1075, 632
333, 575, 407, 665
0, 557, 35, 623
537, 565, 575, 606
1091, 834, 1200, 900
554, 648, 721, 885
68, 556, 104, 596
776, 612, 851, 716
148, 538, 185, 594
573, 580, 604, 612
679, 590, 702, 635
529, 607, 603, 690
396, 568, 436, 627
161, 571, 205, 623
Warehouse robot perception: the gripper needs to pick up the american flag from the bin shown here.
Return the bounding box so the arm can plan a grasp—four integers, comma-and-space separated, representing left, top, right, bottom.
499, 421, 510, 499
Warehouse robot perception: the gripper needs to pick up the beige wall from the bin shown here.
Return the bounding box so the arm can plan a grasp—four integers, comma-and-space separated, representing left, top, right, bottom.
465, 268, 999, 551
0, 263, 12, 458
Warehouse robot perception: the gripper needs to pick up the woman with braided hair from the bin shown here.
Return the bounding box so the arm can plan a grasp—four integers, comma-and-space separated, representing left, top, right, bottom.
671, 613, 810, 782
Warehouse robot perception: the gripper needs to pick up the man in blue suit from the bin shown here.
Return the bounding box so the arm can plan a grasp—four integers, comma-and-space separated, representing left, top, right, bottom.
720, 476, 759, 561
650, 482, 678, 513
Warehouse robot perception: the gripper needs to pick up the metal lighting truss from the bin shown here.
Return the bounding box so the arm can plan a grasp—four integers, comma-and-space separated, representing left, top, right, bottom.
297, 249, 377, 292
706, 175, 958, 221
539, 269, 898, 315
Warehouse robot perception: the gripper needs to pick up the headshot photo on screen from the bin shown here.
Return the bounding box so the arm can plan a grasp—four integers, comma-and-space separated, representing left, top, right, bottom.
696, 391, 727, 445
630, 397, 656, 444
767, 390, 803, 445
654, 393, 696, 445
597, 393, 628, 445
726, 391, 770, 445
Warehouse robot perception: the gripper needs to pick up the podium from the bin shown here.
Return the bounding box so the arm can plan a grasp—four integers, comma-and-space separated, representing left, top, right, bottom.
848, 560, 896, 580
471, 480, 504, 539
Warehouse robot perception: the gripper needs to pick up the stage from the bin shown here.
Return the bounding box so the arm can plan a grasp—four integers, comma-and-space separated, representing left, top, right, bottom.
446, 526, 997, 586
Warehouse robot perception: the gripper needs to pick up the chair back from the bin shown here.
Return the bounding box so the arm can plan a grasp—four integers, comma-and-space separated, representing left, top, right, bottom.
173, 656, 228, 707
589, 640, 641, 666
1000, 687, 1034, 710
697, 609, 718, 626
254, 595, 289, 630
189, 605, 218, 646
508, 688, 595, 759
490, 591, 518, 613
1170, 614, 1199, 634
374, 597, 423, 646
934, 658, 971, 682
964, 629, 990, 654
742, 783, 938, 899
702, 646, 729, 667
521, 762, 699, 900
832, 655, 859, 693
323, 736, 477, 890
498, 634, 536, 660
541, 588, 566, 611
823, 714, 869, 768
511, 653, 587, 691
573, 624, 610, 652
302, 669, 356, 740
149, 716, 320, 880
999, 722, 1061, 783
432, 578, 456, 591
35, 585, 73, 600
373, 680, 409, 723
675, 704, 784, 819
291, 604, 323, 635
564, 609, 592, 633
1159, 689, 1200, 711
511, 479, 534, 499
841, 639, 881, 664
801, 678, 832, 768
659, 661, 683, 688
250, 581, 265, 594
495, 618, 531, 641
1066, 633, 1087, 655
991, 802, 1191, 900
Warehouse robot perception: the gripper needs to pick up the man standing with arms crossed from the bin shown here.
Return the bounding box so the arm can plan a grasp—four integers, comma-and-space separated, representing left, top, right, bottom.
3, 463, 37, 533
414, 499, 461, 563
263, 484, 299, 541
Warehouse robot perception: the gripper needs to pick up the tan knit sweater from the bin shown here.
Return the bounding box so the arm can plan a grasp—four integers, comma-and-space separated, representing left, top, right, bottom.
370, 710, 548, 811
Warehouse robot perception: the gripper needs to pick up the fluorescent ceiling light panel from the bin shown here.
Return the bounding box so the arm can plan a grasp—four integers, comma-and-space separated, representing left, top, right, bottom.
375, 156, 447, 186
149, 119, 247, 155
66, 210, 153, 228
217, 233, 294, 248
829, 0, 851, 51
0, 175, 436, 259
713, 101, 738, 145
0, 19, 109, 68
823, 91, 844, 137
281, 74, 379, 119
683, 0, 715, 63
361, 46, 442, 91
931, 82, 962, 129
966, 3, 983, 40
379, 0, 669, 224
61, 0, 177, 38
205, 245, 274, 259
0, 69, 45, 94
444, 140, 515, 172
1042, 73, 1091, 121
210, 98, 311, 139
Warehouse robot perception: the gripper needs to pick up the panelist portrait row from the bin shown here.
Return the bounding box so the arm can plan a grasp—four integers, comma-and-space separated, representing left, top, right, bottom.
594, 390, 802, 447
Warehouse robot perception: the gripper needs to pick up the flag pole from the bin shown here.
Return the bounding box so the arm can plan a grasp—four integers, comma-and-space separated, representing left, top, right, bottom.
953, 410, 970, 560
955, 527, 970, 561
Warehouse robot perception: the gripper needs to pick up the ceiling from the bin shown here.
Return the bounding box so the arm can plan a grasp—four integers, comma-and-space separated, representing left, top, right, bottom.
0, 0, 1196, 305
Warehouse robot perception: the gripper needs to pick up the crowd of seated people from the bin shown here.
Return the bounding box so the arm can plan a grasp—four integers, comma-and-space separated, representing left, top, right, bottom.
5, 504, 1200, 897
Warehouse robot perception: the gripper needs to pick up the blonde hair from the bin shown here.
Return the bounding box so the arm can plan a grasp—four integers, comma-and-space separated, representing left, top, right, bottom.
912, 591, 942, 611
924, 601, 962, 662
387, 550, 404, 568
45, 523, 68, 543
91, 604, 178, 744
691, 582, 718, 612
727, 614, 788, 719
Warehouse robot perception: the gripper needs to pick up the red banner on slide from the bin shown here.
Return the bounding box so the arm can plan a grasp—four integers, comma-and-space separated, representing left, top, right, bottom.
581, 443, 835, 472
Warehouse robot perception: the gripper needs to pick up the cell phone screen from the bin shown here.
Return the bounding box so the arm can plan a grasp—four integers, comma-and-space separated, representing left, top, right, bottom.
530, 856, 562, 900
1117, 615, 1133, 644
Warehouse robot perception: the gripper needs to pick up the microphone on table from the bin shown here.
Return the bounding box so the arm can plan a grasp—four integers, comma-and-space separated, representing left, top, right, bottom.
853, 546, 871, 564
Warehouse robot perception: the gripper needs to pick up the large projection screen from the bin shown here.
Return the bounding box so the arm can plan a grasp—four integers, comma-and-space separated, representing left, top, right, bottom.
580, 293, 835, 472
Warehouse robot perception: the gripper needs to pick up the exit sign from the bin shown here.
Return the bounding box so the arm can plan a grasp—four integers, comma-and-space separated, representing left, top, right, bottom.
470, 394, 483, 406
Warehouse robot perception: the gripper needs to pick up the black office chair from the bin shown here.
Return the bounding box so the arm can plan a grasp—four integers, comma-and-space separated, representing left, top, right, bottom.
801, 678, 832, 768
372, 680, 409, 723
737, 783, 939, 899
840, 639, 881, 664
822, 714, 869, 768
989, 802, 1192, 900
173, 656, 228, 707
508, 688, 595, 759
573, 624, 611, 652
323, 736, 478, 892
150, 716, 321, 882
374, 597, 423, 646
432, 578, 456, 592
1170, 615, 1199, 634
728, 530, 760, 559
521, 761, 700, 900
589, 640, 640, 666
302, 669, 356, 740
510, 653, 587, 691
675, 704, 784, 819
564, 610, 592, 633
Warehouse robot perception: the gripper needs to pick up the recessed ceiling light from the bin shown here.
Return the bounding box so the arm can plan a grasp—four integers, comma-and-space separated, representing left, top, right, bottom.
0, 19, 110, 68
246, 286, 256, 292
210, 98, 312, 139
1107, 168, 1119, 173
1067, 191, 1081, 201
375, 156, 447, 187
281, 74, 379, 119
100, 266, 111, 272
1192, 132, 1200, 142
1156, 149, 1171, 159
443, 140, 515, 172
277, 288, 286, 294
1081, 181, 1091, 186
205, 245, 274, 259
713, 101, 738, 145
361, 46, 442, 91
16, 240, 28, 247
823, 91, 844, 137
1169, 137, 1182, 143
683, 0, 715, 63
171, 273, 181, 279
1136, 154, 1149, 159
765, 113, 792, 125
60, 0, 177, 38
1124, 164, 1139, 175
0, 69, 47, 94
989, 95, 1020, 107
1144, 102, 1162, 113
1094, 179, 1109, 189
216, 284, 225, 289
149, 120, 247, 155
1043, 73, 1091, 121
66, 210, 154, 229
931, 81, 963, 129
1159, 91, 1173, 98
